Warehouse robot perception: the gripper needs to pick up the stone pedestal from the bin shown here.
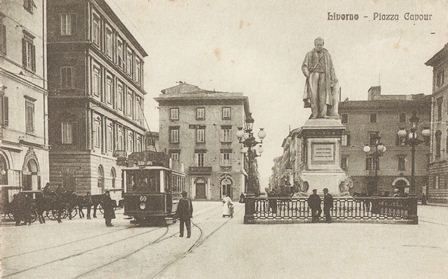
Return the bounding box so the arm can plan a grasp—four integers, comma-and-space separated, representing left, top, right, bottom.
298, 119, 351, 196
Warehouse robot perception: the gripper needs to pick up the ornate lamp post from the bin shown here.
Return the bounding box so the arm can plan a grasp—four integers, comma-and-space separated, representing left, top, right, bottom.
236, 113, 266, 197
363, 134, 387, 195
397, 112, 430, 196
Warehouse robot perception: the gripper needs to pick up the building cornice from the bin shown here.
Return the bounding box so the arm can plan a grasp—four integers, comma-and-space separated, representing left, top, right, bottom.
0, 67, 48, 95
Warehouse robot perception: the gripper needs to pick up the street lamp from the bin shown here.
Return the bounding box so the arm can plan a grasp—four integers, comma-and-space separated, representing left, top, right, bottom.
363, 134, 386, 195
397, 111, 430, 196
237, 113, 266, 196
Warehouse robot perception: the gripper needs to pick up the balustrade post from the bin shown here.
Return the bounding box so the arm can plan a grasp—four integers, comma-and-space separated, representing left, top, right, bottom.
244, 197, 256, 224
408, 197, 418, 224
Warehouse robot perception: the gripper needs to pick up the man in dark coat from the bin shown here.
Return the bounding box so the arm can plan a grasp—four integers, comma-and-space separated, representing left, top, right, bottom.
176, 191, 193, 238
102, 191, 116, 227
85, 192, 93, 219
307, 189, 322, 223
323, 188, 334, 223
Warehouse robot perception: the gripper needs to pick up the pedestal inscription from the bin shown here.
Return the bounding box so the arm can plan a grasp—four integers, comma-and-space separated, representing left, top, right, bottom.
311, 143, 335, 163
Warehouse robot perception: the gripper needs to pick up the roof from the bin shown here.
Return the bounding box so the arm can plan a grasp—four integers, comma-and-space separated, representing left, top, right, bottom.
339, 96, 431, 110
97, 0, 148, 57
425, 43, 448, 67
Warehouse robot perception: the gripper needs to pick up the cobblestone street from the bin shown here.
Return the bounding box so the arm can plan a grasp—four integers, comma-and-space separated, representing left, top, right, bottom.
1, 203, 447, 279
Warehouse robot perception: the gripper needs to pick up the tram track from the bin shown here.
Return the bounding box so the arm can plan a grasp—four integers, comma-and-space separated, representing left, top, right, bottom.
2, 226, 167, 278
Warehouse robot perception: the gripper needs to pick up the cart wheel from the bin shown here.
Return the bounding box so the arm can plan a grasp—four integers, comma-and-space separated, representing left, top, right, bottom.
30, 210, 38, 223
69, 207, 78, 219
98, 205, 104, 214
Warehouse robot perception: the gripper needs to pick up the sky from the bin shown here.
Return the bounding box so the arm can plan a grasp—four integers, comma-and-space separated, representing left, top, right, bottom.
106, 0, 448, 186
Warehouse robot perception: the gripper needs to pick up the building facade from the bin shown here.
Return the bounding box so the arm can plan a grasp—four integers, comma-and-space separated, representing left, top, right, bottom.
155, 82, 251, 201
339, 86, 431, 196
46, 0, 147, 195
1, 0, 49, 190
426, 43, 448, 203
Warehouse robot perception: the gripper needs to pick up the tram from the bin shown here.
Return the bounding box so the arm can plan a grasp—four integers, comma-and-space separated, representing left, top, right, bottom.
121, 151, 185, 224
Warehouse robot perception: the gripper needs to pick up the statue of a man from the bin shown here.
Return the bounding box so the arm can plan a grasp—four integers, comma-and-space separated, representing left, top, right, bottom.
302, 37, 340, 119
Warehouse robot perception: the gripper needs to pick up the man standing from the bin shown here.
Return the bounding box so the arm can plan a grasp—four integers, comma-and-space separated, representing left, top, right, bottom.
302, 37, 340, 118
102, 191, 116, 227
85, 192, 93, 220
323, 188, 334, 223
307, 189, 322, 223
176, 191, 193, 238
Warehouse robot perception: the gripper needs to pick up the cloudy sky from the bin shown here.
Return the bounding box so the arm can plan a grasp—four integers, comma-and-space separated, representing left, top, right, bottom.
106, 0, 448, 185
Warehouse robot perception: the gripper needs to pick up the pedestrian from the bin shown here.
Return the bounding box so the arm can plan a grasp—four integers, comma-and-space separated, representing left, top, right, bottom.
323, 188, 333, 223
421, 193, 427, 205
22, 193, 33, 225
102, 191, 116, 227
176, 191, 193, 238
85, 191, 93, 219
36, 192, 46, 224
307, 189, 322, 223
11, 194, 23, 226
239, 192, 245, 203
222, 194, 234, 218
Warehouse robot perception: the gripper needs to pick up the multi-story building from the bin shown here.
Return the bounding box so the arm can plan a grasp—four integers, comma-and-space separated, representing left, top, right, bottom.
339, 86, 431, 196
1, 0, 49, 190
155, 82, 251, 200
426, 43, 448, 203
46, 0, 147, 195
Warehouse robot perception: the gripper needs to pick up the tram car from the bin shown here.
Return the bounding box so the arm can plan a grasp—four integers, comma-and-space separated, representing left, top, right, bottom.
121, 151, 185, 224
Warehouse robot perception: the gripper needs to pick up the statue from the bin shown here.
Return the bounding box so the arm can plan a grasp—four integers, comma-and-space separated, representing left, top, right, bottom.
302, 37, 340, 119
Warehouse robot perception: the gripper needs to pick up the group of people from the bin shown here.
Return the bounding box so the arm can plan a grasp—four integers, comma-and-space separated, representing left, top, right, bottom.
307, 188, 334, 223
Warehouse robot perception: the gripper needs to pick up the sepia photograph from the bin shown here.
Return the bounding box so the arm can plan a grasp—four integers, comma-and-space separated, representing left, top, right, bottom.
1, 0, 448, 278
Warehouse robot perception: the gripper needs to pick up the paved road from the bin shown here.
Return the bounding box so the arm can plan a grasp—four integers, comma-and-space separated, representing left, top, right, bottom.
1, 203, 447, 279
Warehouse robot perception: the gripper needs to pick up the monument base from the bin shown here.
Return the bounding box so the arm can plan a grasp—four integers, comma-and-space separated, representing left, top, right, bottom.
297, 118, 353, 197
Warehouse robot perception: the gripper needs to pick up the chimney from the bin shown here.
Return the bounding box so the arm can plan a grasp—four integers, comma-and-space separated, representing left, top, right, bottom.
368, 86, 381, 100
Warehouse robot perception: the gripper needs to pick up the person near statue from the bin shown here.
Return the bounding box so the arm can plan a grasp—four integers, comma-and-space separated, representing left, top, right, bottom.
302, 37, 340, 119
323, 188, 334, 223
307, 189, 322, 223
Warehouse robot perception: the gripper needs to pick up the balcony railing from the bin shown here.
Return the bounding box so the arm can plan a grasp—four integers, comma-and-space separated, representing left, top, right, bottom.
189, 166, 212, 175
244, 197, 418, 224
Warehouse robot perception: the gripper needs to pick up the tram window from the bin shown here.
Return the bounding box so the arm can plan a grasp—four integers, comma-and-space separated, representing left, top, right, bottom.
126, 170, 160, 193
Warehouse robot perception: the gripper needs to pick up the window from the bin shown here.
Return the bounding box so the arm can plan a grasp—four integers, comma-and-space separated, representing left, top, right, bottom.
435, 130, 442, 158
341, 156, 348, 171
221, 126, 232, 142
0, 154, 8, 185
169, 127, 179, 143
341, 134, 350, 146
126, 48, 133, 76
423, 127, 430, 146
60, 66, 74, 88
22, 32, 35, 72
117, 82, 123, 111
370, 113, 377, 123
93, 116, 102, 149
446, 130, 448, 154
61, 121, 73, 144
97, 165, 104, 189
437, 97, 443, 121
105, 26, 113, 58
135, 58, 142, 84
105, 75, 113, 105
25, 99, 35, 133
106, 122, 113, 151
341, 113, 348, 124
195, 152, 205, 167
136, 96, 143, 125
23, 0, 35, 14
434, 175, 440, 189
117, 37, 124, 68
117, 125, 124, 151
0, 19, 7, 55
110, 168, 116, 188
365, 157, 379, 171
170, 151, 180, 161
196, 107, 205, 120
399, 113, 406, 123
127, 131, 134, 153
170, 108, 179, 121
60, 14, 76, 36
126, 91, 133, 117
436, 70, 445, 88
398, 155, 406, 171
222, 107, 231, 120
136, 135, 142, 152
369, 132, 379, 145
1, 95, 8, 127
92, 14, 100, 46
196, 127, 205, 143
92, 66, 101, 97
220, 151, 232, 166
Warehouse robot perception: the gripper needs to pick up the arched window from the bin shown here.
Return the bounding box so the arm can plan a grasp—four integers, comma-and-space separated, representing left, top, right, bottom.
98, 165, 104, 191
435, 130, 442, 158
110, 167, 116, 188
23, 159, 39, 190
0, 154, 8, 185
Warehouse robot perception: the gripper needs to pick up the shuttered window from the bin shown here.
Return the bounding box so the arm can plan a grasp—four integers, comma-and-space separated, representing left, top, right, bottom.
0, 21, 6, 55
22, 33, 35, 72
60, 14, 76, 36
60, 66, 74, 88
61, 121, 73, 144
25, 99, 35, 133
2, 96, 8, 127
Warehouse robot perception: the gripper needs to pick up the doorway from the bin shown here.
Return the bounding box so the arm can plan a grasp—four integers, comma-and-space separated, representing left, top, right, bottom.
195, 178, 206, 199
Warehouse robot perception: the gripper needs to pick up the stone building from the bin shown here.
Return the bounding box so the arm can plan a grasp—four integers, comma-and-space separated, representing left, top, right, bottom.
426, 43, 448, 203
339, 86, 431, 196
1, 0, 49, 190
46, 0, 147, 196
155, 82, 251, 200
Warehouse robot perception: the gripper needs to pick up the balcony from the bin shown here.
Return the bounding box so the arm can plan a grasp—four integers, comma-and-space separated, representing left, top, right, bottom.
189, 166, 212, 175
